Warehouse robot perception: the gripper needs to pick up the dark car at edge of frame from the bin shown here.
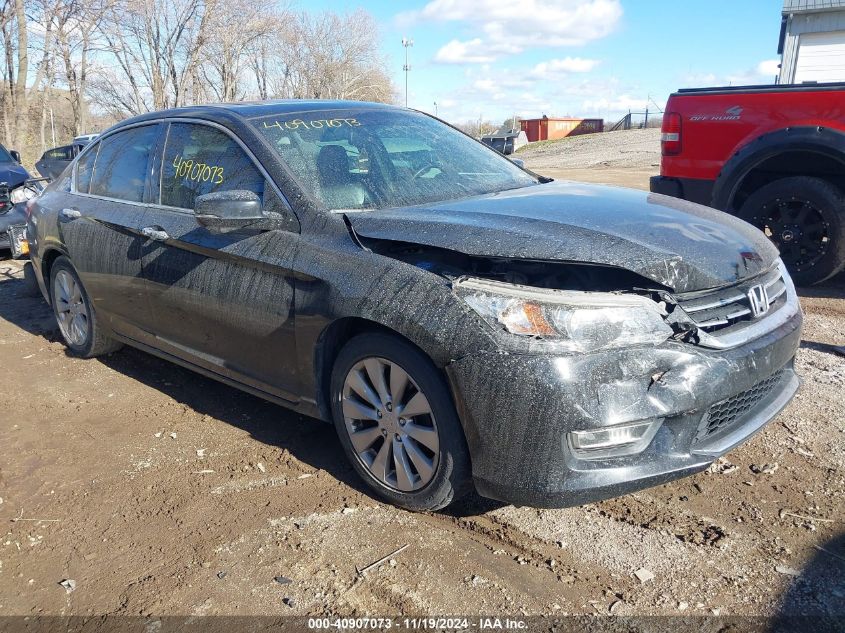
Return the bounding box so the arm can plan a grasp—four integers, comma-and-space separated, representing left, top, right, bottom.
26, 100, 803, 511
1, 142, 41, 258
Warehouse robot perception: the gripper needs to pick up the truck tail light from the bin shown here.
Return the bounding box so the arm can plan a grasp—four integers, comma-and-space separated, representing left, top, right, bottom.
661, 112, 682, 156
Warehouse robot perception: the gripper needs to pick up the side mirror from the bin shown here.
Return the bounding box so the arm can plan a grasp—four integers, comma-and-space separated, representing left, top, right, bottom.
10, 150, 21, 163
194, 190, 264, 229
510, 158, 525, 169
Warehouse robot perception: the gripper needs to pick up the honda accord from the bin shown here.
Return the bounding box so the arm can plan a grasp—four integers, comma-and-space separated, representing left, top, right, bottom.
26, 101, 802, 510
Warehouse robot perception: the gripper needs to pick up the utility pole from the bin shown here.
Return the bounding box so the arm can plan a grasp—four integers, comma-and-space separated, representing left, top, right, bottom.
402, 37, 414, 108
434, 101, 438, 117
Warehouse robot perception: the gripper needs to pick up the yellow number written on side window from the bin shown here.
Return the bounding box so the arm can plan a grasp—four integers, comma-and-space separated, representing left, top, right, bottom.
172, 154, 224, 185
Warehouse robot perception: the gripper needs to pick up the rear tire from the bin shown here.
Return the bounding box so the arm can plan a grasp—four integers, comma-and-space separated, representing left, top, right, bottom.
737, 176, 845, 286
330, 333, 472, 511
49, 256, 122, 358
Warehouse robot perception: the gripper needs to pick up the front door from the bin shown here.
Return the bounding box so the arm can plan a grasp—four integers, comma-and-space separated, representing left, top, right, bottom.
140, 121, 301, 400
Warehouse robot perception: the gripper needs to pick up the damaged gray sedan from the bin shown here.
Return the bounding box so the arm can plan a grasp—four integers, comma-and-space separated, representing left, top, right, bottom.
27, 101, 802, 510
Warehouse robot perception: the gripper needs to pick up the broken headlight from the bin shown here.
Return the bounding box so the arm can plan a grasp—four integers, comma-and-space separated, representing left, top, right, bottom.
454, 277, 673, 353
8, 184, 40, 205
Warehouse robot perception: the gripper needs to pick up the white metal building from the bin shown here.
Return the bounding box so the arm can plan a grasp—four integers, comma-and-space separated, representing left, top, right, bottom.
779, 0, 845, 84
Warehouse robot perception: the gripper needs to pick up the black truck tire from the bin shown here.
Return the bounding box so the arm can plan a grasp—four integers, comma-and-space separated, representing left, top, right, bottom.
737, 176, 845, 286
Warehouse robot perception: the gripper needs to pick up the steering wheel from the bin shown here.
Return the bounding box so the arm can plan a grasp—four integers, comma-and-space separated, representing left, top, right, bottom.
411, 164, 440, 179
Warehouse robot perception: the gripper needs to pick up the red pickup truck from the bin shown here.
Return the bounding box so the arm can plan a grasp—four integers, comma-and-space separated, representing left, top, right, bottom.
651, 83, 845, 285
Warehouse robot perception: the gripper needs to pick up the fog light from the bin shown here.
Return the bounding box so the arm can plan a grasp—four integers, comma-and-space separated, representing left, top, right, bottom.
568, 419, 663, 460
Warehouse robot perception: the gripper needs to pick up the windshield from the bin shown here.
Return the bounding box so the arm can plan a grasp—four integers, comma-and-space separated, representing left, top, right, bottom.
0, 145, 13, 163
251, 108, 537, 211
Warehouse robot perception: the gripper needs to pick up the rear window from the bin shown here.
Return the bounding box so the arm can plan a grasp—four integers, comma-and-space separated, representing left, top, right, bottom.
75, 145, 98, 194
89, 126, 158, 202
45, 146, 72, 160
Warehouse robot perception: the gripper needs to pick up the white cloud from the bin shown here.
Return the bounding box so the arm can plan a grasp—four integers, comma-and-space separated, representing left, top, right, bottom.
580, 94, 648, 116
436, 39, 515, 64
529, 57, 601, 77
757, 59, 781, 77
401, 0, 623, 64
434, 66, 650, 124
683, 59, 782, 88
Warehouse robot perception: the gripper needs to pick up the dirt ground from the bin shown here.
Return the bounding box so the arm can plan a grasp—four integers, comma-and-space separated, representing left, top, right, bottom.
0, 163, 844, 620
518, 128, 662, 171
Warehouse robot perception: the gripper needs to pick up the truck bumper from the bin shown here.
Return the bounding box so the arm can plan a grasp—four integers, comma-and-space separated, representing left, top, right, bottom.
650, 176, 715, 207
650, 175, 682, 198
445, 308, 802, 508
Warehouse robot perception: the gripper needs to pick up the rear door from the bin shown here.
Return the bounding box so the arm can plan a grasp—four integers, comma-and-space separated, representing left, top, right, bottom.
36, 145, 71, 180
139, 120, 302, 400
58, 124, 162, 341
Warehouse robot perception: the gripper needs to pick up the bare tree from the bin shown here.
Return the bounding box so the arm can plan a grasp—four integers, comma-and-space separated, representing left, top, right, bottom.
2, 0, 396, 158
197, 0, 278, 103
1, 0, 32, 147
250, 9, 395, 104
54, 0, 109, 135
1, 0, 64, 154
97, 0, 208, 113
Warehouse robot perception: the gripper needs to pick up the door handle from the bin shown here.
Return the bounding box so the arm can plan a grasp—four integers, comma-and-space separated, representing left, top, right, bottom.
141, 226, 169, 241
60, 208, 81, 219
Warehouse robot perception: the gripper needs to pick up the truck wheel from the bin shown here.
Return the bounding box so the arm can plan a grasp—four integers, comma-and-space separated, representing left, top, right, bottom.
330, 333, 472, 511
737, 177, 845, 286
50, 256, 123, 358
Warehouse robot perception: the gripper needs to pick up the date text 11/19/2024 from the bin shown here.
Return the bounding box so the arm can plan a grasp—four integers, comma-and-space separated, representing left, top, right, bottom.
306, 617, 528, 630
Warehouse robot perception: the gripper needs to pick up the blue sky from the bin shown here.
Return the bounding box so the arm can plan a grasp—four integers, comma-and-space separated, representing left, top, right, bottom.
307, 0, 784, 125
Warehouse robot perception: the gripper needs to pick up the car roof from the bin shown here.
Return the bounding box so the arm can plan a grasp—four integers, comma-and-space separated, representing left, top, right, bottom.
113, 100, 404, 131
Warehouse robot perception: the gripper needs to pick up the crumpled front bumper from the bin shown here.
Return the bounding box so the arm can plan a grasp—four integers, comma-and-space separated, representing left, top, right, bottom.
0, 202, 28, 251
445, 306, 802, 508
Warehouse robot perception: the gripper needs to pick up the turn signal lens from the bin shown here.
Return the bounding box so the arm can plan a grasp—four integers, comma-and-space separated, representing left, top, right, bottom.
661, 112, 682, 156
500, 301, 556, 336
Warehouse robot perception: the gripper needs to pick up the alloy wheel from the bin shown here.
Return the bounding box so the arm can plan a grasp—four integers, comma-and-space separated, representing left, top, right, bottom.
341, 357, 440, 492
53, 269, 89, 347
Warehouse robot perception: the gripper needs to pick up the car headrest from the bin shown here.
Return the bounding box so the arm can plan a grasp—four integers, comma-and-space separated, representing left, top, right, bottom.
316, 145, 350, 185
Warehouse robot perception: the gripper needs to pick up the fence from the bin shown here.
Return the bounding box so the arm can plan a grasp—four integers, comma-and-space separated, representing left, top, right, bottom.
608, 109, 663, 132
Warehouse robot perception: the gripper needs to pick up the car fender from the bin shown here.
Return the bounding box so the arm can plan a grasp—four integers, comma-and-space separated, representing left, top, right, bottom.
712, 126, 845, 211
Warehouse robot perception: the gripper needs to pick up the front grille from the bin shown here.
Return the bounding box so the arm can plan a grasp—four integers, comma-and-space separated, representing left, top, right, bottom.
675, 266, 786, 334
697, 370, 786, 440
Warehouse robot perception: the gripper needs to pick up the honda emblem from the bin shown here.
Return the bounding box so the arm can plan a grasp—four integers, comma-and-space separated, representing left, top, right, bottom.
747, 284, 769, 318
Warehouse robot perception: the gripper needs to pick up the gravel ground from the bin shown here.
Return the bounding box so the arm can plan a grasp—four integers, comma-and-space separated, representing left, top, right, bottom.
0, 160, 843, 620
518, 128, 662, 170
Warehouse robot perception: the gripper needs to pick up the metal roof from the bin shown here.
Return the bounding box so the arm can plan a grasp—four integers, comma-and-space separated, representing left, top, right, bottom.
116, 100, 401, 129
783, 0, 845, 13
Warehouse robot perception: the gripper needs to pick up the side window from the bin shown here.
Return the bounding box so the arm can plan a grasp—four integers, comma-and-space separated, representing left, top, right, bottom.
160, 123, 265, 210
90, 125, 158, 202
47, 146, 70, 160
75, 144, 99, 194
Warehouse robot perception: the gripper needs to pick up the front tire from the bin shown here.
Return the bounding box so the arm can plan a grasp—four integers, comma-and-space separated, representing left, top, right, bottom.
50, 256, 122, 358
330, 333, 472, 511
737, 176, 845, 286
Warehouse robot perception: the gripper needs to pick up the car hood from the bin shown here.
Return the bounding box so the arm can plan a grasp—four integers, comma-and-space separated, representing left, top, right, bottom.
348, 181, 779, 293
0, 162, 29, 189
